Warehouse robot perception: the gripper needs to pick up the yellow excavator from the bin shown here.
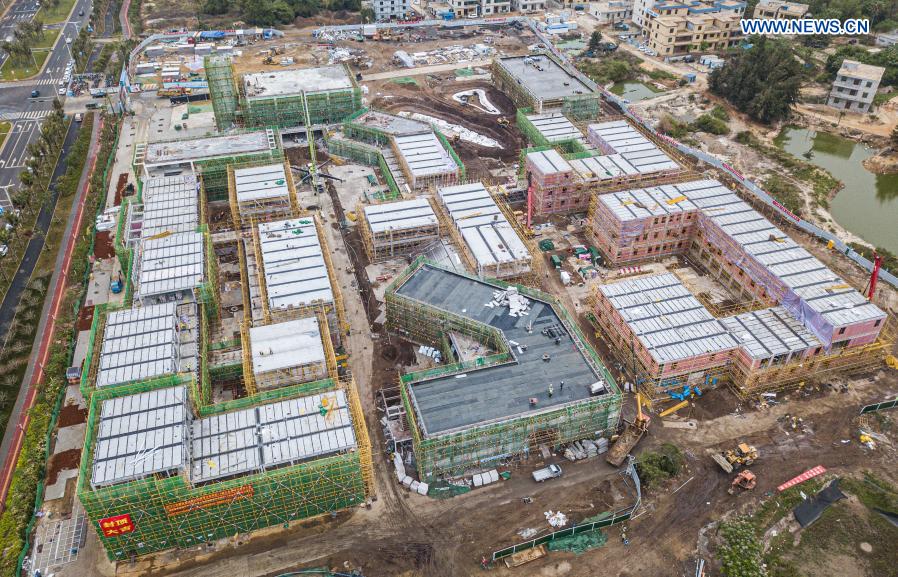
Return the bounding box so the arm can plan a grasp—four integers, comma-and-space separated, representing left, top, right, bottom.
606, 392, 651, 467
713, 442, 759, 473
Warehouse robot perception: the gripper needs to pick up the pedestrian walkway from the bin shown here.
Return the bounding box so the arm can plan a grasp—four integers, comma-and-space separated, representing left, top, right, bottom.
0, 110, 51, 120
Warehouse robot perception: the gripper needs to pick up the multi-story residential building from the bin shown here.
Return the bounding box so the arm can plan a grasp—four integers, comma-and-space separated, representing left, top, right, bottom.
448, 0, 511, 16
634, 0, 744, 29
643, 2, 744, 56
827, 60, 885, 113
368, 0, 412, 21
752, 0, 809, 19
590, 0, 634, 24
514, 0, 546, 12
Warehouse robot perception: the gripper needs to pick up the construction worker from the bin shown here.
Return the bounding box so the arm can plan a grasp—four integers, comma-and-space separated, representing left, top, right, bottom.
548, 383, 554, 397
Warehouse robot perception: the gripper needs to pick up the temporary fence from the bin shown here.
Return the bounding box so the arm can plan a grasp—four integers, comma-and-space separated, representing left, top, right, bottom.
860, 397, 898, 414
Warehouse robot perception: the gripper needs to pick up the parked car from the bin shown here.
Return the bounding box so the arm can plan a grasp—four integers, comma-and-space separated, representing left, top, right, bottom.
0, 244, 7, 258
532, 464, 563, 482
30, 89, 39, 98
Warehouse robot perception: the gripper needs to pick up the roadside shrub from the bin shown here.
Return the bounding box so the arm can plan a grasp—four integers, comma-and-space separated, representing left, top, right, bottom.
692, 113, 730, 135
719, 518, 767, 577
636, 443, 684, 487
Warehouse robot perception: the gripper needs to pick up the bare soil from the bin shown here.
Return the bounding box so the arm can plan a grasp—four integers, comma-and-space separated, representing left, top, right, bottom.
46, 448, 82, 486
94, 231, 115, 259
57, 404, 87, 428
76, 304, 95, 331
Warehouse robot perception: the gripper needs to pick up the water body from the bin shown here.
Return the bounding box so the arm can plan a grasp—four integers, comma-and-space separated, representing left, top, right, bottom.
775, 127, 898, 254
610, 81, 660, 102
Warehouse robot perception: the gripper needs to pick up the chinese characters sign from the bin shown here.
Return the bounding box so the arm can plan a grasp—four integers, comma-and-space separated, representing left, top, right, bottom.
99, 514, 135, 537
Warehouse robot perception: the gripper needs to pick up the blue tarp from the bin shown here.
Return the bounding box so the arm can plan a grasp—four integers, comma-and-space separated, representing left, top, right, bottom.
199, 31, 226, 39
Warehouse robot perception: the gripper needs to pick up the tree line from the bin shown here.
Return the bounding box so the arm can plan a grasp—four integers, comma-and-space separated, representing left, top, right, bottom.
0, 19, 45, 67
202, 0, 363, 26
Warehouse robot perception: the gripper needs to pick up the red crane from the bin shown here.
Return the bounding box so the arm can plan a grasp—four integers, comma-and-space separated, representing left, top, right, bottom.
865, 253, 883, 301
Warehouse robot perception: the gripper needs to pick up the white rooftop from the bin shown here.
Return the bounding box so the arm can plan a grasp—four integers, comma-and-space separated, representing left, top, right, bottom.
525, 112, 584, 143
136, 231, 205, 299
598, 273, 738, 364
140, 175, 199, 239
243, 65, 353, 100
250, 317, 325, 375
258, 218, 335, 312
437, 182, 531, 270
234, 163, 290, 204
837, 59, 885, 82
96, 303, 179, 388
394, 132, 458, 180
598, 182, 700, 221
190, 389, 356, 483
92, 386, 188, 487
587, 120, 680, 174
144, 130, 277, 166
363, 198, 438, 234
720, 306, 821, 361
527, 149, 572, 176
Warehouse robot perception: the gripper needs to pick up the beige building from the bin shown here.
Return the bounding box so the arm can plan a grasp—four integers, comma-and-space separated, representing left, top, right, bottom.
590, 0, 634, 23
645, 11, 743, 56
827, 60, 885, 114
448, 0, 511, 16
752, 0, 809, 19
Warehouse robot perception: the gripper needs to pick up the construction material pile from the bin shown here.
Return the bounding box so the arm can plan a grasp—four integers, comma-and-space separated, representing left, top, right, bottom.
563, 438, 609, 461
485, 287, 531, 317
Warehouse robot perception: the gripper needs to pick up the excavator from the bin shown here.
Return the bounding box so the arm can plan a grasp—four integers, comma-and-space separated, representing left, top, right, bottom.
606, 392, 651, 467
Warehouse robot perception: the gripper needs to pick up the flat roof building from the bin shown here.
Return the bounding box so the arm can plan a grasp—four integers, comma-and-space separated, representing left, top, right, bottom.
243, 66, 353, 100
96, 302, 197, 388
248, 317, 328, 391
135, 231, 205, 304
360, 198, 440, 261
828, 59, 885, 114
436, 182, 531, 279
126, 175, 199, 245
393, 132, 460, 190
521, 112, 585, 144
752, 0, 809, 19
492, 53, 600, 119
387, 261, 621, 481
587, 121, 680, 173
254, 217, 336, 320
230, 162, 297, 223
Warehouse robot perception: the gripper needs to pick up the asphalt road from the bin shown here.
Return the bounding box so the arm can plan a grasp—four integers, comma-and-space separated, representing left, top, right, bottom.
0, 116, 80, 341
0, 0, 94, 210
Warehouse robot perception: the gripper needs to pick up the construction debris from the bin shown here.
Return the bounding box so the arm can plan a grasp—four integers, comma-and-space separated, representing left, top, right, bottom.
545, 511, 568, 528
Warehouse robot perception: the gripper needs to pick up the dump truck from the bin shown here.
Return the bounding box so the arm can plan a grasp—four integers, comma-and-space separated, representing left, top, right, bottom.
532, 464, 563, 482
606, 393, 650, 467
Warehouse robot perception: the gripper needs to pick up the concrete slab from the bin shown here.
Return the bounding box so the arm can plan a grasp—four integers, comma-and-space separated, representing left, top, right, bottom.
43, 469, 78, 501
54, 424, 86, 454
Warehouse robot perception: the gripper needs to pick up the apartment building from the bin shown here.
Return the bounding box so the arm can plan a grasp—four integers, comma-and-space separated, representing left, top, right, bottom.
514, 0, 547, 12
368, 0, 412, 20
590, 0, 634, 24
634, 0, 744, 30
827, 60, 885, 113
645, 10, 744, 56
752, 0, 809, 19
449, 0, 511, 17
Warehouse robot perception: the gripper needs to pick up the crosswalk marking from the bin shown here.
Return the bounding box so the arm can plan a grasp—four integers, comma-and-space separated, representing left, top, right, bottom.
0, 111, 50, 121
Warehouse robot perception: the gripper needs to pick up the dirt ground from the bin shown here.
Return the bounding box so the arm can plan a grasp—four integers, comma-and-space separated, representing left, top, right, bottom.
56, 404, 87, 428
46, 449, 82, 487
94, 231, 115, 260
369, 79, 524, 180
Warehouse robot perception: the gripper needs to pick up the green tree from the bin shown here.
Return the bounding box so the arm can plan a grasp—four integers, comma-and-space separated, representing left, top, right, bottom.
588, 31, 602, 52
709, 36, 802, 124
203, 0, 230, 15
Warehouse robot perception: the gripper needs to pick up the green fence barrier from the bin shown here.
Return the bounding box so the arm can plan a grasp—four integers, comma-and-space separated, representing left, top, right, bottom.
860, 398, 898, 414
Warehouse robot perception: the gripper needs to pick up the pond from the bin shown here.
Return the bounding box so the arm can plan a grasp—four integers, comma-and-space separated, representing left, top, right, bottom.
775, 127, 898, 254
609, 81, 661, 102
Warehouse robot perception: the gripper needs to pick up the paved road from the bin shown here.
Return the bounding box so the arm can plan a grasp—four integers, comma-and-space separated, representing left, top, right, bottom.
0, 0, 93, 210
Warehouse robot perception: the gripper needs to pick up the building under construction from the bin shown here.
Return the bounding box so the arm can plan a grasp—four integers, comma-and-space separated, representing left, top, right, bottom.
386, 259, 621, 481
434, 182, 532, 280
589, 178, 891, 397
206, 56, 363, 131
77, 376, 371, 561
227, 161, 300, 227
492, 53, 601, 119
523, 118, 685, 216
136, 129, 284, 201
359, 198, 440, 262
326, 109, 464, 195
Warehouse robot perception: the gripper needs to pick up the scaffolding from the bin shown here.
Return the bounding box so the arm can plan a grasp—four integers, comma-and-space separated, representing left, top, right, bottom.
228, 160, 301, 229
385, 257, 621, 481
239, 64, 363, 129
357, 198, 441, 262
206, 56, 241, 131
76, 376, 372, 561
